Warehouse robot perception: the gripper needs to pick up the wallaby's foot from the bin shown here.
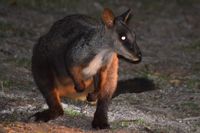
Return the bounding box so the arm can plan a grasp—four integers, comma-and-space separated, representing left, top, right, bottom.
30, 109, 64, 122
92, 117, 110, 129
87, 92, 98, 102
74, 81, 85, 93
74, 85, 84, 92
92, 100, 110, 129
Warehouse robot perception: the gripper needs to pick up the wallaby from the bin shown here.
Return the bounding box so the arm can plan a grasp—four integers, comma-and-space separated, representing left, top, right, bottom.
31, 8, 142, 129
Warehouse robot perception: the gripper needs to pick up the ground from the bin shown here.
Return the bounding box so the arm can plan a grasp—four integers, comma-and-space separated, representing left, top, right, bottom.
0, 0, 200, 133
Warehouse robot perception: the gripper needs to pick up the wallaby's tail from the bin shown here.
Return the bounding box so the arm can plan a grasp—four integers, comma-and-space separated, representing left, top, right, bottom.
113, 77, 156, 98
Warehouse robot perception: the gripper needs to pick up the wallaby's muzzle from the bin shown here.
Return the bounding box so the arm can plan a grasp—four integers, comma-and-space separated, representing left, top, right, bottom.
131, 51, 142, 63
130, 42, 142, 63
122, 50, 142, 64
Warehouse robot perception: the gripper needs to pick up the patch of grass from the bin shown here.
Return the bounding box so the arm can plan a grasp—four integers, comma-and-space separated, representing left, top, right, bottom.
191, 125, 200, 133
0, 79, 26, 91
134, 65, 154, 78
179, 101, 200, 115
15, 58, 31, 69
186, 79, 200, 90
4, 58, 31, 69
0, 111, 20, 122
192, 62, 200, 72
112, 120, 129, 129
182, 40, 200, 52
0, 20, 14, 38
64, 109, 81, 117
0, 80, 13, 90
14, 28, 34, 38
0, 21, 13, 32
153, 128, 172, 133
135, 65, 170, 87
112, 119, 146, 129
195, 124, 200, 129
0, 20, 34, 38
190, 40, 200, 50
181, 102, 199, 110
1, 0, 80, 11
177, 0, 200, 6
1, 78, 33, 91
98, 0, 117, 8
133, 118, 146, 125
139, 0, 165, 12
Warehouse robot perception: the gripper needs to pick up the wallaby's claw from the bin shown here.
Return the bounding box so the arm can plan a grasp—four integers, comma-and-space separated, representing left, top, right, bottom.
74, 82, 85, 93
29, 109, 64, 122
92, 118, 110, 129
74, 85, 84, 92
29, 111, 51, 122
87, 92, 98, 102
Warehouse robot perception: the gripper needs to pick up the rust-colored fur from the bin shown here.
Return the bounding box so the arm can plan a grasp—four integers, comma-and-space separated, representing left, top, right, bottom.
55, 53, 118, 101
99, 54, 118, 98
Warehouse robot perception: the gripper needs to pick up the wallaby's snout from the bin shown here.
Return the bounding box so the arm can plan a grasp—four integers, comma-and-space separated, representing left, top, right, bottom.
127, 40, 142, 63
102, 8, 142, 63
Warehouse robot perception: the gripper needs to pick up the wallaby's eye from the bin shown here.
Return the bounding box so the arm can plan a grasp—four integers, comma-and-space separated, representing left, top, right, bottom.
121, 36, 126, 41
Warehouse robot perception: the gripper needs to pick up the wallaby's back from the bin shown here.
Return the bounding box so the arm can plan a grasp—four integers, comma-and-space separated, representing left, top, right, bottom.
32, 15, 102, 83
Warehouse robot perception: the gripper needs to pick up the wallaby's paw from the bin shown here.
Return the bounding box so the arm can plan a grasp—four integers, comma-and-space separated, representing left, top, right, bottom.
74, 84, 85, 93
31, 111, 51, 122
87, 92, 97, 102
29, 109, 63, 122
92, 121, 110, 129
92, 119, 110, 129
29, 110, 53, 122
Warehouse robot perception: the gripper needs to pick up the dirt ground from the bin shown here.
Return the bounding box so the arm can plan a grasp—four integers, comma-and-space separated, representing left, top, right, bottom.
0, 0, 200, 133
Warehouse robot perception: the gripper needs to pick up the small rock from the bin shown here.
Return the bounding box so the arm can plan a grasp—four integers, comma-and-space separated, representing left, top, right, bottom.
170, 79, 181, 87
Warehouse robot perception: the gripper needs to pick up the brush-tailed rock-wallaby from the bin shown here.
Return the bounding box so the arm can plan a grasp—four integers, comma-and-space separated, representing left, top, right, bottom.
31, 8, 142, 129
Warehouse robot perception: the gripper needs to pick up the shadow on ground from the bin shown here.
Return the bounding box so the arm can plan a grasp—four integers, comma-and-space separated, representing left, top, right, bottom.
114, 78, 156, 97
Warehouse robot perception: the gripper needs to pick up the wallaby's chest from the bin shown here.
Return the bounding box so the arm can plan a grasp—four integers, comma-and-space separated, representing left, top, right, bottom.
82, 50, 114, 78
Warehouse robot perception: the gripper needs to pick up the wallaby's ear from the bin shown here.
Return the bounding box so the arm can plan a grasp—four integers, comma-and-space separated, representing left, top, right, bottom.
102, 8, 115, 28
117, 9, 131, 23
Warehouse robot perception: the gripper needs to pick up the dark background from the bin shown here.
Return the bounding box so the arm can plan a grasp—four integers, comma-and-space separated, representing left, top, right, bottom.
0, 0, 199, 132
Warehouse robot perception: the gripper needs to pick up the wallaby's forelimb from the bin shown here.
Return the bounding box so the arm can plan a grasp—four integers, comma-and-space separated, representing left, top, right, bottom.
87, 72, 100, 102
92, 54, 118, 129
67, 66, 85, 92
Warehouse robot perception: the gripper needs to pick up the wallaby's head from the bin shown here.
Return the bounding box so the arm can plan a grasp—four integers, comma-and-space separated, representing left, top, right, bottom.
102, 8, 142, 63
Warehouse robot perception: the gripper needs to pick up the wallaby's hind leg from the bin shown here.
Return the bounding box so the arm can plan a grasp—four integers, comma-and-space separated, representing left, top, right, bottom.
31, 58, 64, 122
92, 54, 118, 129
33, 88, 64, 122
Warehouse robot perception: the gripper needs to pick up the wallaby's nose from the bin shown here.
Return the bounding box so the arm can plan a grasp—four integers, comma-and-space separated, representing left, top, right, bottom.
135, 51, 142, 63
138, 52, 142, 58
